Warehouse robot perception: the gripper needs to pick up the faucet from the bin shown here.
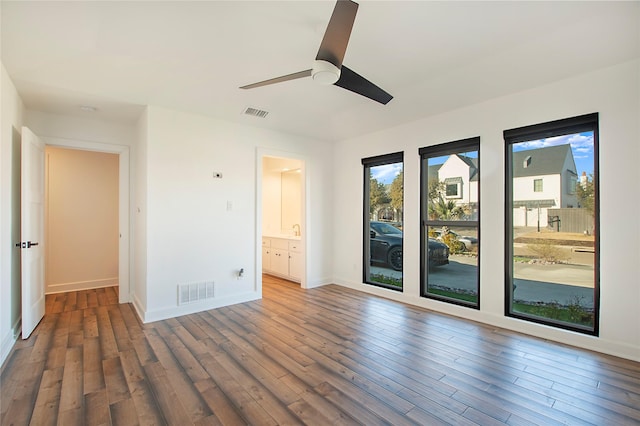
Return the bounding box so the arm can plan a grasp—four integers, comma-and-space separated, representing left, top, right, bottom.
293, 224, 300, 237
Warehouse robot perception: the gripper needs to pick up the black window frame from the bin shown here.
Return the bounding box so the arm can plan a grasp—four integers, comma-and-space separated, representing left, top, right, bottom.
504, 112, 600, 335
419, 137, 480, 309
362, 152, 404, 291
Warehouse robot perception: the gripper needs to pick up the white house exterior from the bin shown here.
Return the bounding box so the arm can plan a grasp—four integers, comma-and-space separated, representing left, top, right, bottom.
429, 154, 479, 220
437, 154, 478, 208
433, 145, 578, 227
511, 145, 578, 227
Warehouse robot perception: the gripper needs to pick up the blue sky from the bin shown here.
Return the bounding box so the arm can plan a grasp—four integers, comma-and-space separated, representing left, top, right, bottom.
513, 131, 594, 176
371, 131, 594, 185
371, 163, 403, 185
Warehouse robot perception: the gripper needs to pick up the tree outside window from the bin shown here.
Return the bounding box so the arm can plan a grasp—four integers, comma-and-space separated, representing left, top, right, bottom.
363, 153, 404, 290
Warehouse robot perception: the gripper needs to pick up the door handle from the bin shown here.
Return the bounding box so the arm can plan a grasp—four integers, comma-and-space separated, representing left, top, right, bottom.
21, 241, 39, 248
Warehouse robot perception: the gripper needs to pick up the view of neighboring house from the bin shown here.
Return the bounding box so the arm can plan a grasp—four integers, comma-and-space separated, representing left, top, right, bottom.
511, 144, 578, 227
428, 154, 479, 221
431, 145, 578, 227
437, 154, 479, 208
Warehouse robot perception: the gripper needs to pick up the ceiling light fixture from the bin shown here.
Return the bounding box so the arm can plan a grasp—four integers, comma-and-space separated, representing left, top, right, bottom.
311, 60, 340, 85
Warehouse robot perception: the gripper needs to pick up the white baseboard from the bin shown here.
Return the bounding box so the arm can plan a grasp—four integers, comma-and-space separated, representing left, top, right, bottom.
131, 293, 146, 324
0, 318, 21, 370
305, 277, 332, 289
46, 277, 118, 294
140, 291, 261, 324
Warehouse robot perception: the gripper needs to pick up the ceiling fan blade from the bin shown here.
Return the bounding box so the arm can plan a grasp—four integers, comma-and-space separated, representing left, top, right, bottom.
240, 69, 312, 89
334, 65, 393, 105
315, 0, 359, 69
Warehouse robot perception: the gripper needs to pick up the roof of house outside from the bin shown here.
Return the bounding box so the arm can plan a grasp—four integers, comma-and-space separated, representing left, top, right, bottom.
428, 155, 479, 182
428, 164, 441, 179
458, 155, 479, 181
512, 145, 574, 178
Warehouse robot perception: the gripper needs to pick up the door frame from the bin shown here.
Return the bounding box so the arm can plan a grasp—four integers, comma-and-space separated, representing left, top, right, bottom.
43, 137, 130, 303
256, 148, 308, 290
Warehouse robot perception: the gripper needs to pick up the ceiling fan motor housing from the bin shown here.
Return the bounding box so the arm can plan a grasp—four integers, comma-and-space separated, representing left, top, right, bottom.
312, 60, 341, 85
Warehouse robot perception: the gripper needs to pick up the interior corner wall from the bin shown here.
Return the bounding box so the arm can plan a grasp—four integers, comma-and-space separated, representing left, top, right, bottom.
133, 108, 149, 318
44, 147, 119, 294
332, 59, 640, 361
0, 64, 24, 367
139, 106, 334, 322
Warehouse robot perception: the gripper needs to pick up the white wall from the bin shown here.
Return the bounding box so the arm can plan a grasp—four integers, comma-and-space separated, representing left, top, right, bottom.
25, 111, 138, 148
0, 65, 24, 367
133, 109, 149, 316
44, 147, 119, 293
137, 106, 333, 322
333, 60, 640, 361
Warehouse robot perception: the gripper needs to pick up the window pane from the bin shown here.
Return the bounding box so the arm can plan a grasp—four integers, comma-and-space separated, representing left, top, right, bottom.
421, 138, 479, 308
446, 183, 459, 197
363, 156, 403, 290
426, 152, 478, 222
533, 179, 543, 192
425, 226, 478, 304
505, 114, 598, 334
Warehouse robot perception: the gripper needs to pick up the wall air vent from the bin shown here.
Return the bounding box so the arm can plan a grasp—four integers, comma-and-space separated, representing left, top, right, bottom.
243, 107, 269, 118
178, 281, 215, 305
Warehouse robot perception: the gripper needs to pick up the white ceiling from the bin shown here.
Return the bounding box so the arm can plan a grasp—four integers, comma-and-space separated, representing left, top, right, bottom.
2, 1, 638, 142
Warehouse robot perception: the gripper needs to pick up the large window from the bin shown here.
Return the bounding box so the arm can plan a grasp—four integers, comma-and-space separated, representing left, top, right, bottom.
420, 138, 479, 308
505, 113, 599, 335
362, 152, 404, 290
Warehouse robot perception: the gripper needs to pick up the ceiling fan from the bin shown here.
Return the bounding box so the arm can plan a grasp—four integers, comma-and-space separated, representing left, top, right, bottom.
240, 0, 393, 105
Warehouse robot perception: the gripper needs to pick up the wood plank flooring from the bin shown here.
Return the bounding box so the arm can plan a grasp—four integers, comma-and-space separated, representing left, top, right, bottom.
1, 275, 639, 425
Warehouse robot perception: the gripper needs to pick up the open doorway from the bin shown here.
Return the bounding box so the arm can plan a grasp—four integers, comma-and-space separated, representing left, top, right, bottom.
258, 150, 307, 290
15, 128, 130, 341
44, 147, 119, 295
44, 137, 130, 303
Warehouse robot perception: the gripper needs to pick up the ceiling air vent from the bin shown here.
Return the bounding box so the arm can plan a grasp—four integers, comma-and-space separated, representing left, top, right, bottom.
243, 107, 269, 118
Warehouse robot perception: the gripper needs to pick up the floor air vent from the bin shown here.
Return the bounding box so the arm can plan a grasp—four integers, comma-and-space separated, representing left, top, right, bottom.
178, 281, 214, 305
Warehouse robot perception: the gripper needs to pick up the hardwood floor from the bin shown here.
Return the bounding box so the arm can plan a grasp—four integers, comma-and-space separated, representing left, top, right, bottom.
1, 275, 639, 425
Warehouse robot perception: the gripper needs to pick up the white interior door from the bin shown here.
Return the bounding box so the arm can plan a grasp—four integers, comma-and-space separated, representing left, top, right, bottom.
21, 126, 45, 339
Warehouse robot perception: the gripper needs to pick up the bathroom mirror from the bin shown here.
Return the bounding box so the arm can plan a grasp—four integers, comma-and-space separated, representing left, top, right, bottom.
281, 169, 301, 235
